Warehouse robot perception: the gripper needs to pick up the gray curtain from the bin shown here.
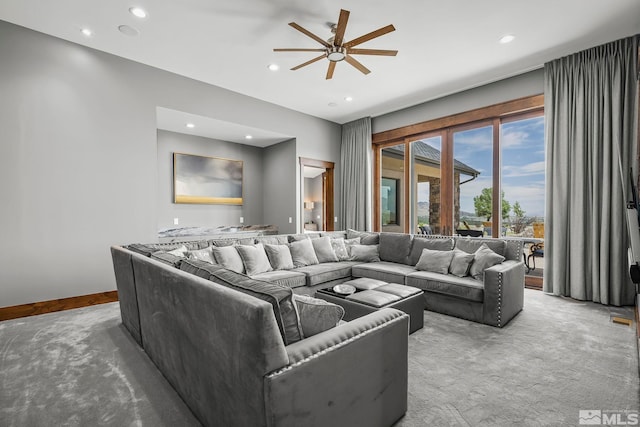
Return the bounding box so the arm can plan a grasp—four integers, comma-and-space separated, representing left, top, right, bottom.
544, 35, 638, 306
340, 117, 372, 231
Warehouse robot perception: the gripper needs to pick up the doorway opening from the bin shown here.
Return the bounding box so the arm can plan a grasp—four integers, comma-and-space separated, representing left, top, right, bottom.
300, 157, 334, 233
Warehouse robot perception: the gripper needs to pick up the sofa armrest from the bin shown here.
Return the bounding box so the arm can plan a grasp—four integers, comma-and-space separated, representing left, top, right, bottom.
482, 260, 525, 327
264, 308, 409, 427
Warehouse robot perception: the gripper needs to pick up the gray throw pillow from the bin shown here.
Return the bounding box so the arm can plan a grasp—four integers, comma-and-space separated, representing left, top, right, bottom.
264, 244, 295, 270
293, 294, 345, 338
469, 243, 506, 280
289, 239, 320, 267
186, 246, 216, 264
330, 238, 350, 261
455, 238, 507, 257
211, 246, 245, 274
409, 237, 455, 265
349, 244, 381, 262
166, 245, 188, 257
449, 248, 475, 277
311, 236, 339, 263
415, 248, 455, 274
236, 243, 273, 276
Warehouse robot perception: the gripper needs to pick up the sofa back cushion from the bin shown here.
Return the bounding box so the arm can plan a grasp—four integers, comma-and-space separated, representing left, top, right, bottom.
379, 232, 412, 264
409, 236, 455, 266
180, 259, 304, 345
347, 229, 380, 245
255, 235, 289, 245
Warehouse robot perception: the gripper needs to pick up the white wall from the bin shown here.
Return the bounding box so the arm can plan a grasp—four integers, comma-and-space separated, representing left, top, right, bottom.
0, 20, 340, 307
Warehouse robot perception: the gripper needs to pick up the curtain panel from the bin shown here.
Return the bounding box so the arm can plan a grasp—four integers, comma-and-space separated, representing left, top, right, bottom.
340, 117, 372, 231
544, 35, 638, 305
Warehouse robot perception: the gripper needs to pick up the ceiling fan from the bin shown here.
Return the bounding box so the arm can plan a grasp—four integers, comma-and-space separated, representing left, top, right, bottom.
273, 9, 397, 80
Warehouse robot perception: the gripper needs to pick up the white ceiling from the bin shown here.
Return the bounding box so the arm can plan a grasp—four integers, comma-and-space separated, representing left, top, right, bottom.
1, 0, 639, 131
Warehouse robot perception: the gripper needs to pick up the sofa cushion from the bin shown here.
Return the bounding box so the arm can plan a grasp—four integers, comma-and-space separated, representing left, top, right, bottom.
254, 235, 289, 245
287, 233, 320, 242
264, 244, 295, 270
289, 239, 319, 267
127, 241, 206, 256
251, 270, 307, 289
408, 237, 455, 266
186, 246, 216, 264
349, 244, 381, 262
320, 231, 347, 239
455, 237, 507, 257
204, 267, 304, 345
469, 243, 505, 280
180, 258, 228, 279
293, 262, 357, 286
415, 248, 454, 274
211, 246, 245, 274
449, 248, 475, 277
311, 236, 339, 263
150, 250, 185, 267
236, 243, 273, 276
346, 229, 380, 245
351, 261, 417, 285
406, 271, 484, 302
379, 232, 412, 264
208, 239, 237, 247
293, 294, 345, 338
330, 238, 350, 261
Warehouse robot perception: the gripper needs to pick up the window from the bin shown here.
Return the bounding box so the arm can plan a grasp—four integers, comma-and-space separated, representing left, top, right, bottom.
373, 95, 544, 236
381, 178, 399, 226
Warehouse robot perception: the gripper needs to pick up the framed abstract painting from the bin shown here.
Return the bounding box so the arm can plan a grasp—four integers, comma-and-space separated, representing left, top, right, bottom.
173, 152, 243, 205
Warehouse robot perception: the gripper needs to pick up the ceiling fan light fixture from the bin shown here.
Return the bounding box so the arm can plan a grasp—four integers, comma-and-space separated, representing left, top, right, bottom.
326, 46, 346, 62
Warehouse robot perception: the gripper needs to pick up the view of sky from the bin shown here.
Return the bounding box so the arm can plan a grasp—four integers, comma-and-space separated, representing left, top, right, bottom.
417, 116, 545, 219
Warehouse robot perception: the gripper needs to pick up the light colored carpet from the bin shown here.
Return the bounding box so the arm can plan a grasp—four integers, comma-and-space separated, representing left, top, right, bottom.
0, 289, 637, 426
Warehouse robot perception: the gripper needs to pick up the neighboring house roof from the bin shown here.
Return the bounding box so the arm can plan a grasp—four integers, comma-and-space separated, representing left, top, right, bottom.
383, 140, 480, 177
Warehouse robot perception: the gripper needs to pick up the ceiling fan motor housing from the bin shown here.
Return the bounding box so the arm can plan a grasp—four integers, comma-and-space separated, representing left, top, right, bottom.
326, 46, 346, 62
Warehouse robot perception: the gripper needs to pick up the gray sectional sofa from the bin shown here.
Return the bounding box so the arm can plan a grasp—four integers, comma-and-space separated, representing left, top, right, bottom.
110, 230, 524, 426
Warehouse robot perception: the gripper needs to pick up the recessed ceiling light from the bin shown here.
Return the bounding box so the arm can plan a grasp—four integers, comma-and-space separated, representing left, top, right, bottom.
499, 34, 515, 44
245, 135, 253, 140
268, 64, 279, 71
129, 7, 147, 18
186, 123, 195, 128
345, 96, 353, 102
328, 102, 337, 107
118, 25, 139, 37
81, 28, 93, 37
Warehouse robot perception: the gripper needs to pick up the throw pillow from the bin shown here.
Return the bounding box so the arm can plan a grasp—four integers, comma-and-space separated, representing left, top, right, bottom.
236, 244, 273, 276
293, 294, 345, 338
408, 237, 455, 266
415, 248, 455, 274
469, 243, 506, 280
289, 239, 320, 267
455, 238, 507, 257
349, 244, 381, 262
449, 248, 475, 277
186, 246, 216, 264
330, 238, 350, 261
264, 244, 295, 270
211, 246, 245, 274
166, 245, 188, 257
311, 236, 339, 263
347, 229, 380, 245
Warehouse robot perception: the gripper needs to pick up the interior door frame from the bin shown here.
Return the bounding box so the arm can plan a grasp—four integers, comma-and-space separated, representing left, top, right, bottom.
299, 157, 335, 232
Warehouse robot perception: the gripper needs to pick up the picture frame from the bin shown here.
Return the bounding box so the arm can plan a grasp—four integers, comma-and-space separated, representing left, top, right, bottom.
173, 152, 243, 205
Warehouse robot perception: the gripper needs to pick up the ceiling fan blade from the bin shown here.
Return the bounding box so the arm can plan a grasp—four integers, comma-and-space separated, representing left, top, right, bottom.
288, 22, 331, 47
347, 48, 398, 56
291, 54, 326, 71
343, 24, 395, 48
333, 9, 350, 46
326, 61, 336, 80
274, 48, 326, 52
345, 55, 371, 75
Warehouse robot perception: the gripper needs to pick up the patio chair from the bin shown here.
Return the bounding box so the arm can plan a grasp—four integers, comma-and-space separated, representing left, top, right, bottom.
527, 223, 544, 271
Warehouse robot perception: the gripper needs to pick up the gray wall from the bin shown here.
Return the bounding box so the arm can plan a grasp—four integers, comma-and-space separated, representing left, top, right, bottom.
157, 130, 264, 230
372, 69, 544, 134
263, 139, 297, 235
0, 20, 340, 307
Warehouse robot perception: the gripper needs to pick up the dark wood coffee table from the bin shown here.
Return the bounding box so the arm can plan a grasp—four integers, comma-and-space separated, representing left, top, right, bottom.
316, 278, 425, 334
